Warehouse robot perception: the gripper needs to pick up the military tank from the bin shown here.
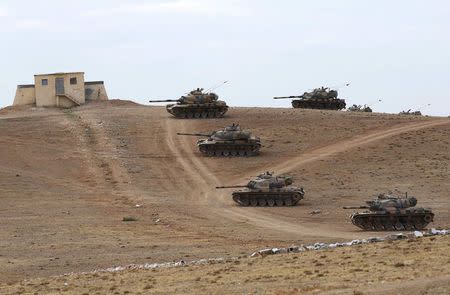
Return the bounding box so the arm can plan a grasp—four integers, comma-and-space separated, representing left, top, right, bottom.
177, 124, 261, 156
216, 172, 305, 206
149, 88, 228, 118
399, 109, 422, 116
343, 194, 434, 231
274, 87, 346, 110
347, 104, 373, 112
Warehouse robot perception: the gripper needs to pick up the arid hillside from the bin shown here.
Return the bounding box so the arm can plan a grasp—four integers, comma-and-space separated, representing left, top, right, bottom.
2, 235, 449, 294
0, 101, 449, 292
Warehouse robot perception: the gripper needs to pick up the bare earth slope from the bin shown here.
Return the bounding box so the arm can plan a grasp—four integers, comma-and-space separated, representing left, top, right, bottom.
0, 102, 449, 292
2, 235, 449, 295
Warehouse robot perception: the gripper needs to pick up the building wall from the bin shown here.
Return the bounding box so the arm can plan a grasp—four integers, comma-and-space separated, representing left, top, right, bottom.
84, 81, 109, 101
13, 85, 36, 106
34, 73, 85, 107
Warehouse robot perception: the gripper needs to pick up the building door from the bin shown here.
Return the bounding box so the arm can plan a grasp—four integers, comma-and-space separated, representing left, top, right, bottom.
55, 78, 65, 95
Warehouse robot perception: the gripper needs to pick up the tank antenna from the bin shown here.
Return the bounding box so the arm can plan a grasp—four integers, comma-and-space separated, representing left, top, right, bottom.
205, 81, 229, 93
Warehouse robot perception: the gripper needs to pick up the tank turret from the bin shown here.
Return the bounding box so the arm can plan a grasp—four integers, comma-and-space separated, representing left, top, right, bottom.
344, 194, 434, 231
149, 88, 228, 118
217, 172, 305, 207
274, 86, 346, 110
178, 124, 261, 157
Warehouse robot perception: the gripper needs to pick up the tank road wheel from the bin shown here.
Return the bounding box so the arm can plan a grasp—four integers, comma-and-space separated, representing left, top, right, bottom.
394, 220, 405, 231
366, 219, 376, 231
275, 198, 284, 206
223, 151, 230, 157
187, 112, 194, 119
352, 216, 364, 228
360, 220, 372, 231
207, 112, 214, 118
382, 218, 395, 231
194, 112, 201, 118
230, 150, 238, 156
207, 150, 215, 157
373, 219, 384, 231
178, 112, 187, 119
404, 218, 414, 231
238, 197, 250, 207
423, 214, 433, 223
250, 199, 258, 207
201, 112, 208, 118
284, 198, 293, 206
258, 199, 267, 206
237, 150, 245, 156
267, 199, 275, 207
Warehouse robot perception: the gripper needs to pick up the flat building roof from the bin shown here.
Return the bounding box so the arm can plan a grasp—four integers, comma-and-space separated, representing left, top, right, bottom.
34, 72, 85, 77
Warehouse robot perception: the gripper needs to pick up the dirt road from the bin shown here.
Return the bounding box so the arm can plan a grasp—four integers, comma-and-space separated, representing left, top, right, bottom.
165, 116, 450, 240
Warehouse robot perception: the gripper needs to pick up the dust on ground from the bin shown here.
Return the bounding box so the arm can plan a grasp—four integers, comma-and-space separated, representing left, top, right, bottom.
0, 101, 449, 291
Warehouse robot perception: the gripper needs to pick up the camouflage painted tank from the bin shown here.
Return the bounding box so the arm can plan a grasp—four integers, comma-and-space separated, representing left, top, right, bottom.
149, 88, 228, 118
347, 104, 372, 112
274, 87, 346, 110
399, 109, 422, 116
343, 194, 434, 231
177, 124, 261, 156
216, 172, 305, 206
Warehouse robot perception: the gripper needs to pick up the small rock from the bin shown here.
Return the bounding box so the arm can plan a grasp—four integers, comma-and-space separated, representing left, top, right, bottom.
413, 231, 423, 237
310, 210, 322, 215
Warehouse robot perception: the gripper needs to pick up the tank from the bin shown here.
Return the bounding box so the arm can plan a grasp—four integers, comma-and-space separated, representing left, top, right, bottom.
216, 172, 305, 206
177, 123, 261, 156
343, 193, 434, 231
149, 88, 228, 118
399, 109, 422, 116
347, 104, 373, 112
274, 87, 346, 110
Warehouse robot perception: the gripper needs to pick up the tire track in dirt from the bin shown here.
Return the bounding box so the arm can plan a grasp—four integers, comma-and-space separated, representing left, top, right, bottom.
273, 119, 450, 175
164, 119, 220, 202
62, 110, 139, 203
165, 118, 450, 239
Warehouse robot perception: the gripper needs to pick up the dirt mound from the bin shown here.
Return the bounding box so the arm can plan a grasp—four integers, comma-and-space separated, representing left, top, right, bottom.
0, 104, 34, 115
78, 99, 142, 109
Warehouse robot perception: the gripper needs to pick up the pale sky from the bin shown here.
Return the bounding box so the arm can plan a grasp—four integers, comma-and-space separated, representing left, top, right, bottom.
1, 0, 449, 115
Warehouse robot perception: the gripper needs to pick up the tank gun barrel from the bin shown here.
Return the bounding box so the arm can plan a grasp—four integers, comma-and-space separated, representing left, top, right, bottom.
343, 206, 370, 209
149, 99, 180, 103
177, 132, 211, 137
216, 185, 248, 189
273, 96, 303, 99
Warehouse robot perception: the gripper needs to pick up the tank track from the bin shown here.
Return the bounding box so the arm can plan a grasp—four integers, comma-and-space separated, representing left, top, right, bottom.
167, 105, 228, 119
198, 143, 261, 157
350, 212, 434, 231
232, 191, 305, 207
292, 99, 346, 110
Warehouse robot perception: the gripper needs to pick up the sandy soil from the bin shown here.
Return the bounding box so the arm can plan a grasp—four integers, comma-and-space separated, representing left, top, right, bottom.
1, 235, 450, 294
0, 102, 449, 292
